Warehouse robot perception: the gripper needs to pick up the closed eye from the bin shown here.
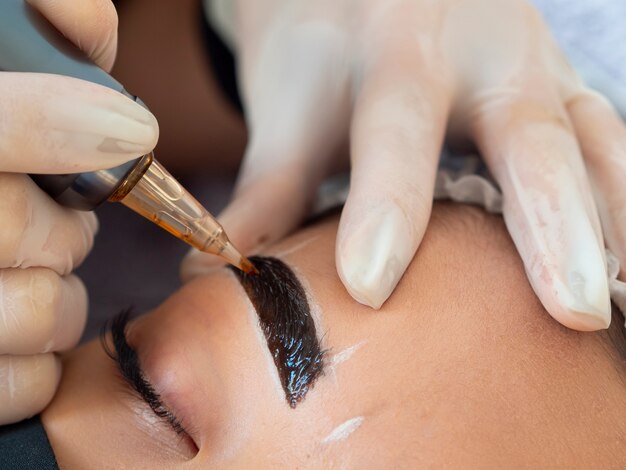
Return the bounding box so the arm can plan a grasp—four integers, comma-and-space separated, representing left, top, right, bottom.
100, 310, 197, 452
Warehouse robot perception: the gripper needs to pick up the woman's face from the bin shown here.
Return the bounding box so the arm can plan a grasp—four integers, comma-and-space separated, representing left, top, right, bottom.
42, 204, 626, 468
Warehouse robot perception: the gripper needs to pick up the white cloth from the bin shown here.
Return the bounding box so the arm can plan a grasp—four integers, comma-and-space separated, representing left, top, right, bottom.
531, 0, 626, 117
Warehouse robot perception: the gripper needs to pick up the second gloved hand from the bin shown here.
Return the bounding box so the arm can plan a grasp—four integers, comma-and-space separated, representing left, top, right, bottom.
0, 0, 159, 425
183, 0, 626, 332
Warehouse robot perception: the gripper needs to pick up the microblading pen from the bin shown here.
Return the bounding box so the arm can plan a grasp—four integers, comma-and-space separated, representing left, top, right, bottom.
0, 0, 256, 274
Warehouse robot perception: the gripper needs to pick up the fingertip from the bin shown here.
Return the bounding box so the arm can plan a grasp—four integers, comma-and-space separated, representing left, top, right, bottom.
337, 268, 387, 310
27, 0, 119, 71
336, 253, 404, 310
336, 202, 417, 310
549, 304, 611, 332
0, 353, 61, 425
555, 278, 612, 332
527, 262, 612, 332
93, 25, 118, 73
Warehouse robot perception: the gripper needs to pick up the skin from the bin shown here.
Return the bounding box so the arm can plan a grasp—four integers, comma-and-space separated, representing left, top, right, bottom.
42, 204, 626, 468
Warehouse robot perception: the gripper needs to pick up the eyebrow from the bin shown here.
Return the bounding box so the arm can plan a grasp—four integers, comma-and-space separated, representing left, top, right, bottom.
230, 256, 326, 408
605, 304, 626, 371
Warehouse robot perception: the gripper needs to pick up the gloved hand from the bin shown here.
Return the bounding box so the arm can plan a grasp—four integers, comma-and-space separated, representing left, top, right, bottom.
182, 0, 626, 332
0, 0, 158, 425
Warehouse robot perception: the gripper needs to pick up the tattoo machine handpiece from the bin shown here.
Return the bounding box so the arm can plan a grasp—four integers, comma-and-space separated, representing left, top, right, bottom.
0, 0, 255, 274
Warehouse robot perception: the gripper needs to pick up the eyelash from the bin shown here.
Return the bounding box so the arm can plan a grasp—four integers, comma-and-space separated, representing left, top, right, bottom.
101, 310, 192, 440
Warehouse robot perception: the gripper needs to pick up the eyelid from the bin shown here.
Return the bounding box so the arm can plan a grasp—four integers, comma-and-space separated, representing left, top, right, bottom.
101, 311, 199, 455
112, 364, 189, 437
115, 368, 199, 455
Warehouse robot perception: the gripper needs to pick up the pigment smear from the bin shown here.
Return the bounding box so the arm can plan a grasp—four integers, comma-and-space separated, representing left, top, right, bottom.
230, 256, 325, 408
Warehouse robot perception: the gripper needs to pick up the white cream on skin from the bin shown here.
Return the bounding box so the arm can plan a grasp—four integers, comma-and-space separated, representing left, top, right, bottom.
330, 341, 365, 368
321, 416, 365, 445
327, 341, 366, 387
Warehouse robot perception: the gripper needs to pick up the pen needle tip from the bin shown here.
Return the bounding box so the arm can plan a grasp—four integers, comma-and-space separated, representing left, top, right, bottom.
240, 256, 259, 275
218, 238, 257, 274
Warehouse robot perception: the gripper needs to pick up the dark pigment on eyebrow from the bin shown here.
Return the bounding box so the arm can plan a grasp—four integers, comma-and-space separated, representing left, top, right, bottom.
230, 256, 325, 408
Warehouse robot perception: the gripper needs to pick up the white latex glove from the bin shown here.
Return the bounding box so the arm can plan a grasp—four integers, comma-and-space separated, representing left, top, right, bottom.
0, 0, 158, 425
183, 0, 626, 332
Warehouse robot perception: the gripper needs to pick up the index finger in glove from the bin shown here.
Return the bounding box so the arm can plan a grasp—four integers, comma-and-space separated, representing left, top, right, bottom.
0, 353, 60, 425
566, 90, 626, 279
337, 54, 450, 309
472, 87, 611, 331
26, 0, 118, 71
0, 174, 97, 275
